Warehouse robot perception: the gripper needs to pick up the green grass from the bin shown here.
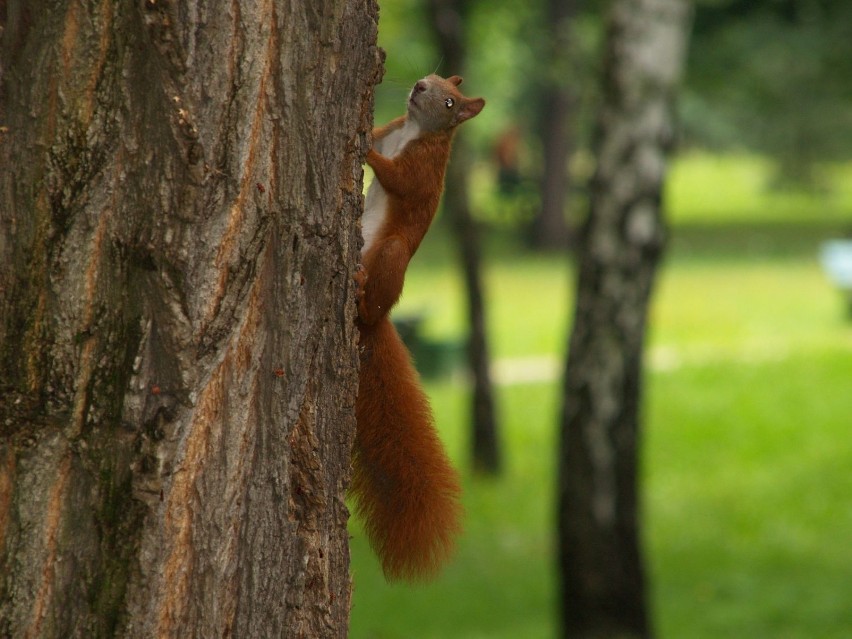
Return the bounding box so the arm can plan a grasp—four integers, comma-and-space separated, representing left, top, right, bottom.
395, 251, 572, 358
349, 155, 852, 638
647, 352, 852, 638
666, 153, 852, 224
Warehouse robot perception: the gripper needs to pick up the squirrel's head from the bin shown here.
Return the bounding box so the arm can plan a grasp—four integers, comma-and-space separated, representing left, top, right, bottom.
406, 74, 485, 132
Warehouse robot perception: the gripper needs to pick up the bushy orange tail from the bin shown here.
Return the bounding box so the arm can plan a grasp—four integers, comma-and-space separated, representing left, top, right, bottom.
352, 316, 462, 581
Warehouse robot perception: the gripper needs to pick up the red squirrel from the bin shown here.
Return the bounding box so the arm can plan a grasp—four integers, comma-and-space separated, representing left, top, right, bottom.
351, 74, 485, 581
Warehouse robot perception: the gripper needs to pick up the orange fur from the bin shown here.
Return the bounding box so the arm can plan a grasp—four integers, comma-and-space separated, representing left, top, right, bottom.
352, 75, 484, 581
353, 318, 462, 580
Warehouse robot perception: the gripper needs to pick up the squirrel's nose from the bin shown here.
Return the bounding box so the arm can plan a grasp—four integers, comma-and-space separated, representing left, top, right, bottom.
413, 80, 427, 94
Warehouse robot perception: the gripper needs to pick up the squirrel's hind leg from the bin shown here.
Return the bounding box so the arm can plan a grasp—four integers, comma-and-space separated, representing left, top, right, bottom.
358, 236, 410, 325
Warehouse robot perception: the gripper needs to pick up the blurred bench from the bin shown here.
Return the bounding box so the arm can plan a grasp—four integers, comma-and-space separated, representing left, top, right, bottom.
393, 315, 463, 378
819, 240, 852, 316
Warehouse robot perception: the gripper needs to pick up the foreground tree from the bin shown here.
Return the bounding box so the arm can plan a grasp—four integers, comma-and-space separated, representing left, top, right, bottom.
0, 2, 379, 637
557, 0, 692, 636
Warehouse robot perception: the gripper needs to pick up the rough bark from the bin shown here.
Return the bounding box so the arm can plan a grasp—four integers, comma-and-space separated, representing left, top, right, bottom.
557, 0, 692, 637
427, 0, 501, 475
0, 1, 380, 637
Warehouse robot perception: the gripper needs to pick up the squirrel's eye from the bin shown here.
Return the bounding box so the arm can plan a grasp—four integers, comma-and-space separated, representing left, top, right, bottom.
445, 98, 454, 109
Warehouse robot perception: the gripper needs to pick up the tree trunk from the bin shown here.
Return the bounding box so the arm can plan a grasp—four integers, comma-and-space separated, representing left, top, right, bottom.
427, 0, 501, 475
445, 140, 501, 475
530, 0, 578, 251
557, 0, 691, 637
0, 2, 380, 637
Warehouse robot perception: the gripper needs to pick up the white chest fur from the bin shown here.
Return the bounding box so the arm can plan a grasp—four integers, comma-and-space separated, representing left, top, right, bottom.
362, 120, 421, 255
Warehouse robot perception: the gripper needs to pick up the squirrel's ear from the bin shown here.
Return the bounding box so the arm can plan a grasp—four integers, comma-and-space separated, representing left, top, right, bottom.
448, 75, 463, 86
456, 97, 485, 123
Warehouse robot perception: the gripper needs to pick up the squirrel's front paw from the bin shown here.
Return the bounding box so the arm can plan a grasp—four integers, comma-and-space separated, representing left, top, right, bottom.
366, 148, 379, 167
354, 264, 368, 303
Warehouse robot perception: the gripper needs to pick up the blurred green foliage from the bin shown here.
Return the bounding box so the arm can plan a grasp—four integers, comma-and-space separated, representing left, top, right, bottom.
374, 0, 852, 199
357, 3, 852, 635
683, 0, 852, 187
349, 154, 852, 638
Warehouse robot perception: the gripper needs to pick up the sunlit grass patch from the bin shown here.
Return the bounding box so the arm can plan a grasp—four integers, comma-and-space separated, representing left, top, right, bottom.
667, 153, 852, 223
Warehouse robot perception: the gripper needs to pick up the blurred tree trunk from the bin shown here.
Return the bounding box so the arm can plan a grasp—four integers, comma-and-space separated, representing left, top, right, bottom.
427, 0, 501, 475
0, 1, 380, 637
445, 140, 501, 474
531, 0, 578, 251
557, 0, 692, 637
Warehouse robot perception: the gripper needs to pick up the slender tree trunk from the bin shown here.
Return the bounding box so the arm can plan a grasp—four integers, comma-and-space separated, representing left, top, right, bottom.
445, 140, 501, 474
0, 2, 380, 637
531, 0, 578, 251
427, 0, 501, 475
557, 0, 691, 637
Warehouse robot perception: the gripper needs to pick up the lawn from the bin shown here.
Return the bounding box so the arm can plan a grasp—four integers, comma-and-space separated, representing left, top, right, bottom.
349, 155, 852, 638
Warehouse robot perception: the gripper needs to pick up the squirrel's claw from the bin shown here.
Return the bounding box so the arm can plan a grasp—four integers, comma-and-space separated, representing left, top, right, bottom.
354, 264, 368, 303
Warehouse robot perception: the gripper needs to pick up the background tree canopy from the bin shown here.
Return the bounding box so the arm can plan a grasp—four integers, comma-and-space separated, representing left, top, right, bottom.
376, 0, 852, 194
683, 0, 852, 187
